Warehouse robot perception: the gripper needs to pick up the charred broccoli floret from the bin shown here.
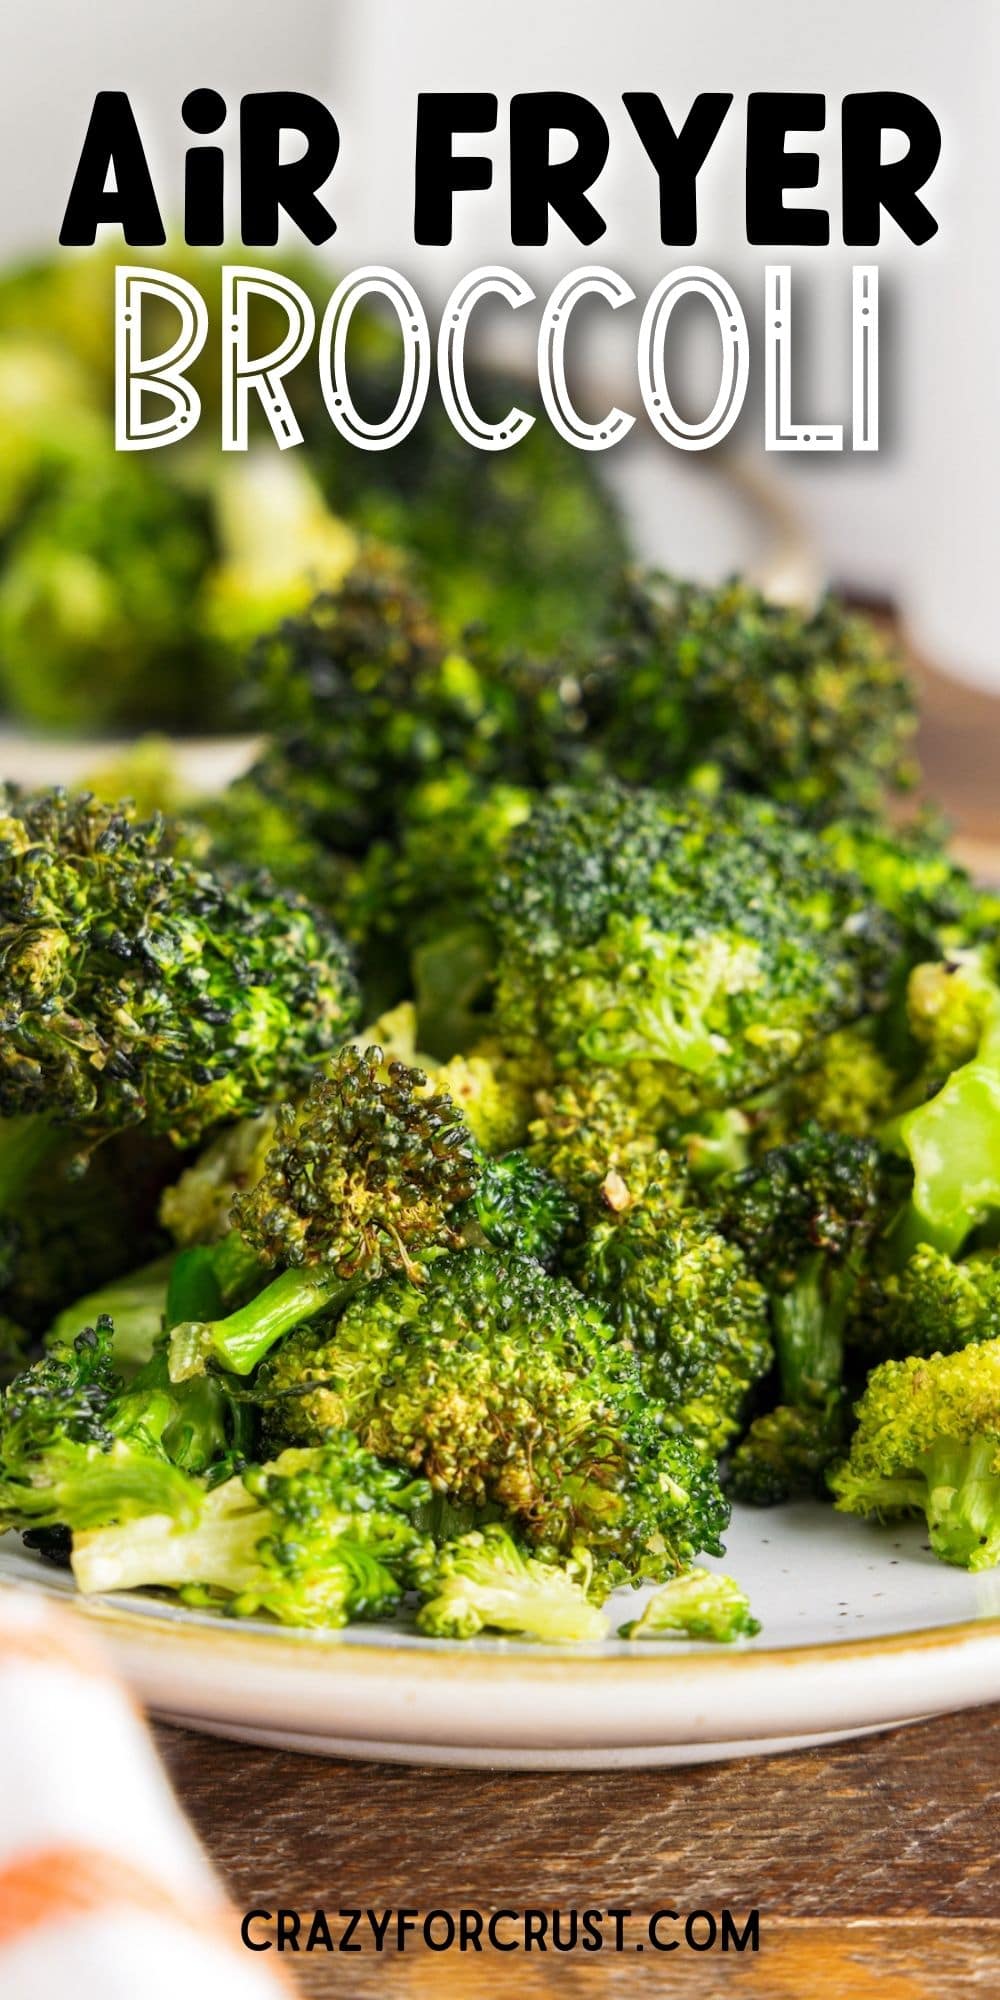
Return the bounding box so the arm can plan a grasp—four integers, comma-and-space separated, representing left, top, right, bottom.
71, 1434, 432, 1626
255, 1248, 729, 1590
829, 1341, 1000, 1569
584, 574, 917, 820
0, 786, 359, 1190
413, 1525, 608, 1642
619, 1566, 760, 1642
492, 783, 899, 1119
720, 1128, 892, 1501
167, 1046, 479, 1381
574, 1183, 772, 1455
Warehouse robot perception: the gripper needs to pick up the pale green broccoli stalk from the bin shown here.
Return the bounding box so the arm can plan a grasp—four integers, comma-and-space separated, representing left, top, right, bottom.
414, 1526, 608, 1642
888, 957, 1000, 1261
71, 1436, 432, 1627
829, 1340, 1000, 1570
619, 1567, 760, 1642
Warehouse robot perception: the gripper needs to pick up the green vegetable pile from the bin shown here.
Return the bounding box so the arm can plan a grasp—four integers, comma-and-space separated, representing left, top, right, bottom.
2, 258, 1000, 1649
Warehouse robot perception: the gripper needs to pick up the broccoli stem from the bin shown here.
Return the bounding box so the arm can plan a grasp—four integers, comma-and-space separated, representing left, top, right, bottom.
772, 1255, 853, 1406
891, 998, 1000, 1261
72, 1480, 260, 1598
167, 1266, 346, 1382
922, 1436, 1000, 1571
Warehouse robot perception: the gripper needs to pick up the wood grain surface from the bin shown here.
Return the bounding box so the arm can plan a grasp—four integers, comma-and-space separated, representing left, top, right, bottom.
153, 665, 1000, 2000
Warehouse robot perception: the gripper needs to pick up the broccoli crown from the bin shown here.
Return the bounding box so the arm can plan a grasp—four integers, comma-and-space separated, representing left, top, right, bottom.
719, 1127, 890, 1288
820, 821, 999, 961
750, 1023, 900, 1150
413, 1525, 608, 1642
0, 786, 359, 1146
233, 1044, 480, 1282
257, 1248, 728, 1587
491, 784, 899, 1116
71, 1434, 433, 1627
728, 1394, 848, 1506
584, 575, 916, 819
575, 1198, 772, 1456
458, 1150, 580, 1269
0, 1318, 202, 1531
244, 556, 504, 854
527, 1071, 662, 1206
619, 1566, 760, 1642
853, 1246, 1000, 1364
829, 1341, 1000, 1569
905, 953, 999, 1081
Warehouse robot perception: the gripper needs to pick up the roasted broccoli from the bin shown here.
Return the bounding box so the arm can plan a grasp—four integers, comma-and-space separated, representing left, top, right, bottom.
254, 1247, 729, 1590
458, 1150, 579, 1269
0, 1317, 238, 1534
887, 956, 1000, 1259
619, 1567, 760, 1642
829, 1341, 1000, 1569
71, 1434, 432, 1626
583, 574, 917, 819
491, 783, 899, 1119
0, 787, 358, 1189
167, 1045, 479, 1380
574, 1173, 772, 1455
414, 1525, 608, 1642
852, 1244, 1000, 1364
720, 1128, 892, 1501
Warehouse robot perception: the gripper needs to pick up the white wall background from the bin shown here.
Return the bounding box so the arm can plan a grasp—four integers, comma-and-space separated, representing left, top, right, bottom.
2, 0, 997, 685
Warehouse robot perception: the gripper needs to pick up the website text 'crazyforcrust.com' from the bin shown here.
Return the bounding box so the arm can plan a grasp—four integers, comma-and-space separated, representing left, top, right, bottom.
240, 1905, 761, 1955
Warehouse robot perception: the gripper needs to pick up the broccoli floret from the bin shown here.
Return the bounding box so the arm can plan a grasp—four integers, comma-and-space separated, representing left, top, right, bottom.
167, 1046, 479, 1380
829, 1342, 1000, 1569
179, 781, 355, 923
619, 1567, 760, 1641
751, 1023, 899, 1147
527, 1071, 661, 1208
255, 1248, 729, 1591
320, 360, 627, 656
720, 1128, 891, 1501
0, 1319, 211, 1533
853, 1245, 1000, 1364
574, 1185, 772, 1456
0, 787, 359, 1188
584, 574, 917, 820
0, 451, 212, 732
47, 1255, 174, 1371
414, 1525, 608, 1642
727, 1397, 847, 1507
71, 1434, 432, 1626
244, 555, 502, 856
199, 453, 358, 661
820, 820, 999, 962
160, 1113, 279, 1250
458, 1151, 579, 1269
491, 783, 900, 1120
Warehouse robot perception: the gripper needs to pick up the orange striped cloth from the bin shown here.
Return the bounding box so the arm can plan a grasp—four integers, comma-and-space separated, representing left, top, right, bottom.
0, 1590, 291, 1997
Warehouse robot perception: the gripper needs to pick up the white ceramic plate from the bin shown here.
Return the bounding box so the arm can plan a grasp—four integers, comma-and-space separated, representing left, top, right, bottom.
3, 1505, 999, 1768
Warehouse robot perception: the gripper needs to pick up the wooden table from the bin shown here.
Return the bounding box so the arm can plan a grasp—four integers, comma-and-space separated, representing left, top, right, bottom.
155, 659, 1000, 2000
